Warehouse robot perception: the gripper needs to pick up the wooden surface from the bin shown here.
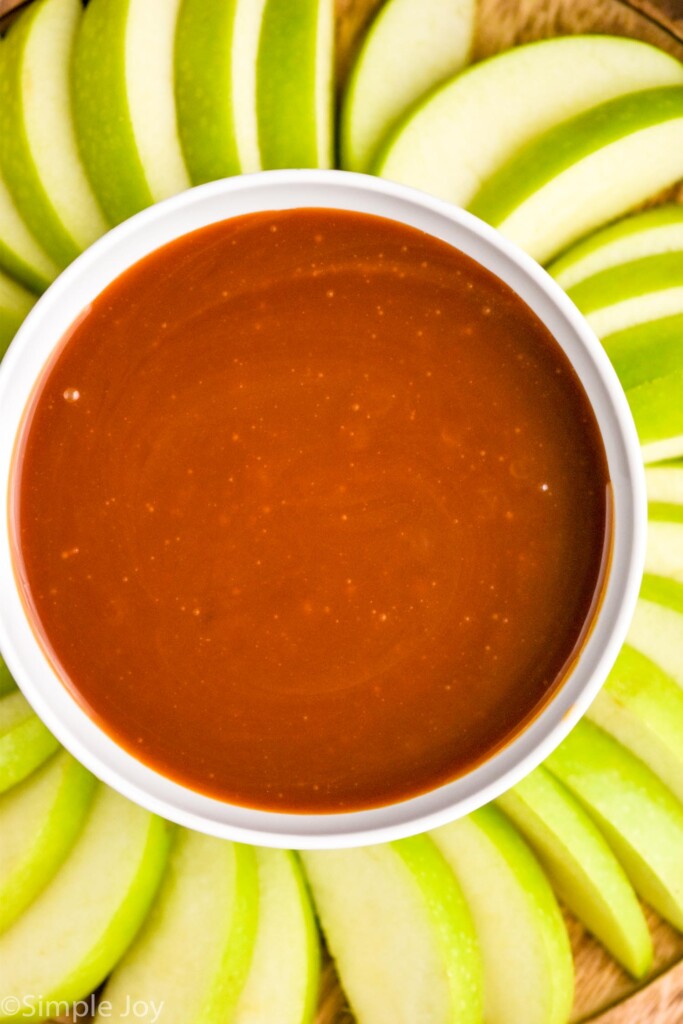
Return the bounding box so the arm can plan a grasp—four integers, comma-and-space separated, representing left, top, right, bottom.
1, 0, 682, 1020
590, 960, 683, 1023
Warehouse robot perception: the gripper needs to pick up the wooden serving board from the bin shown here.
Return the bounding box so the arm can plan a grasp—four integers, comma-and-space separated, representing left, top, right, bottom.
1, 0, 682, 1020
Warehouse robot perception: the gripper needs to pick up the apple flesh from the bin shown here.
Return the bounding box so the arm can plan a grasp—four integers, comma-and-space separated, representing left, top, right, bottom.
0, 0, 108, 269
497, 766, 652, 978
560, 253, 683, 461
431, 806, 574, 1024
301, 837, 482, 1024
0, 691, 60, 794
233, 850, 319, 1024
0, 750, 96, 934
256, 0, 334, 170
0, 269, 34, 357
341, 0, 474, 172
0, 786, 171, 1019
561, 261, 683, 461
99, 831, 258, 1024
628, 373, 683, 464
468, 86, 683, 263
646, 504, 683, 583
600, 315, 683, 393
72, 0, 190, 226
565, 251, 683, 335
546, 719, 683, 932
0, 172, 59, 293
376, 36, 683, 207
175, 0, 267, 184
588, 645, 683, 805
628, 575, 683, 687
549, 203, 683, 289
0, 656, 16, 697
645, 459, 683, 505
566, 252, 683, 338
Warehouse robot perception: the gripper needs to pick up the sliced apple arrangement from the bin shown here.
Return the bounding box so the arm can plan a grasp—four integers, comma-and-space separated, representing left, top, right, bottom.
0, 268, 33, 355
0, 0, 682, 1019
547, 208, 683, 463
0, 687, 60, 794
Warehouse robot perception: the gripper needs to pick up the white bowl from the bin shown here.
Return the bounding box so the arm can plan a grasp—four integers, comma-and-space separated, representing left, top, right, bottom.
0, 170, 646, 849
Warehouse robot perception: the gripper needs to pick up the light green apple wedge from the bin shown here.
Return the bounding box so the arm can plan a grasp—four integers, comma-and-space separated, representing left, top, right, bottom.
627, 373, 683, 464
0, 691, 60, 794
302, 837, 482, 1024
233, 850, 319, 1024
375, 36, 683, 206
468, 86, 683, 264
72, 0, 190, 226
0, 750, 96, 935
98, 831, 257, 1024
0, 270, 33, 358
257, 0, 334, 170
579, 312, 683, 463
0, 172, 58, 293
546, 719, 683, 932
497, 766, 652, 978
174, 0, 267, 184
643, 469, 683, 567
628, 575, 683, 687
599, 314, 683, 393
566, 252, 683, 337
646, 459, 683, 504
341, 0, 474, 172
588, 646, 683, 804
549, 204, 683, 289
0, 786, 170, 1020
431, 806, 573, 1024
0, 0, 108, 269
646, 503, 683, 582
0, 655, 16, 697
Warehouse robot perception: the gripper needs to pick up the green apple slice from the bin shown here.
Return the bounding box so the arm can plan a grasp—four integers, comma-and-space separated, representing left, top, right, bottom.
431, 806, 573, 1024
497, 766, 652, 978
72, 0, 190, 226
469, 87, 683, 264
302, 837, 482, 1024
0, 172, 59, 293
175, 0, 267, 184
0, 786, 170, 1017
375, 36, 683, 206
0, 750, 96, 934
567, 252, 683, 337
99, 831, 257, 1024
546, 719, 683, 932
0, 690, 60, 794
0, 270, 34, 358
645, 505, 683, 582
233, 850, 319, 1024
588, 646, 683, 804
601, 314, 683, 392
0, 0, 108, 269
549, 204, 683, 289
628, 372, 683, 464
341, 0, 474, 173
629, 576, 683, 687
646, 459, 683, 504
580, 310, 683, 462
0, 655, 16, 697
257, 0, 334, 170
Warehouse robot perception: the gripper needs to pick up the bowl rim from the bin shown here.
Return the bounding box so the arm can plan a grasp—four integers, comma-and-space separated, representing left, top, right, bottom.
0, 169, 647, 849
